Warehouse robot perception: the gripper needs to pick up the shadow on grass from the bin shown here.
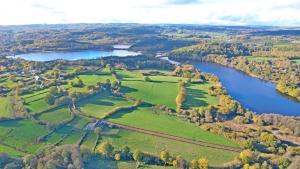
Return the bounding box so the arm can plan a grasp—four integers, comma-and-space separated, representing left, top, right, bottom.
183, 87, 209, 108
108, 104, 150, 120
0, 119, 23, 127
84, 155, 118, 169
22, 90, 48, 99
25, 97, 44, 104
120, 86, 138, 94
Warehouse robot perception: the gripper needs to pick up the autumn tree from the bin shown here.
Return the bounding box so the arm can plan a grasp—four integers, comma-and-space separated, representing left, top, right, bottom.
97, 141, 114, 158
190, 159, 199, 169
198, 158, 209, 169
176, 80, 186, 113
133, 149, 143, 169
114, 153, 121, 161
160, 150, 170, 166
239, 149, 254, 164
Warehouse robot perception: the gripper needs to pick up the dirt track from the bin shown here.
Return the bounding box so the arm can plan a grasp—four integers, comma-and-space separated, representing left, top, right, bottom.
105, 121, 242, 153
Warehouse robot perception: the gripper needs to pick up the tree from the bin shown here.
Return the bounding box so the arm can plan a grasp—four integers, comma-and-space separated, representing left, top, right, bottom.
259, 132, 277, 148
94, 127, 102, 136
133, 149, 143, 169
198, 158, 209, 169
190, 159, 199, 169
278, 157, 291, 169
97, 141, 114, 158
239, 149, 254, 164
49, 86, 58, 96
78, 79, 84, 87
160, 150, 170, 166
114, 153, 121, 161
44, 94, 55, 105
121, 145, 131, 160
243, 140, 255, 151
143, 76, 151, 82
173, 156, 188, 169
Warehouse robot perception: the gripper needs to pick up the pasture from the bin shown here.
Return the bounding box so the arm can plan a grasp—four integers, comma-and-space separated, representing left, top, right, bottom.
22, 89, 50, 113
103, 128, 238, 166
184, 82, 218, 109
0, 120, 48, 153
0, 97, 10, 117
78, 92, 134, 118
108, 106, 238, 147
37, 106, 71, 125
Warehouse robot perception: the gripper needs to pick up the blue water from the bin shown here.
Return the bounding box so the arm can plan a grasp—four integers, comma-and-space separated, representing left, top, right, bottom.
11, 50, 141, 61
194, 62, 300, 116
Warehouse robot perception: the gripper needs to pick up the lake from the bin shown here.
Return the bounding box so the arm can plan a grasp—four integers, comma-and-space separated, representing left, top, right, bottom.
10, 50, 141, 61
193, 62, 300, 116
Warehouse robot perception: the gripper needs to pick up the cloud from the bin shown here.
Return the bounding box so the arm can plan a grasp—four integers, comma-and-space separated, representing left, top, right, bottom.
0, 0, 299, 26
167, 0, 200, 5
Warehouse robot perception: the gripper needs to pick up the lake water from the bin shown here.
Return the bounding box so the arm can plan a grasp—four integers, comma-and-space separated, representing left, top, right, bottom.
193, 62, 300, 116
10, 50, 141, 61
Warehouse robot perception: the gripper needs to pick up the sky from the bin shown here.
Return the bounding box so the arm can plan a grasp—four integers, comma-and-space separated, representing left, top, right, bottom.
0, 0, 300, 26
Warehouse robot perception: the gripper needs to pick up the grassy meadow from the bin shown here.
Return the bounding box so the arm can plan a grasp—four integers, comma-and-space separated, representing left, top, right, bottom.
102, 128, 238, 166
108, 106, 238, 147
78, 92, 134, 119
0, 97, 10, 117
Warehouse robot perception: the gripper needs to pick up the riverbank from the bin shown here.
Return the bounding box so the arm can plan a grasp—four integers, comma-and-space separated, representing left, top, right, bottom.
169, 55, 300, 102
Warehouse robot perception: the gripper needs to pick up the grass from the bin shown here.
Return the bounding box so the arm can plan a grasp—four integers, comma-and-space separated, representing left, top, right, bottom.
119, 70, 219, 110
37, 106, 71, 125
81, 132, 97, 151
184, 82, 218, 109
45, 116, 91, 145
66, 73, 116, 93
0, 76, 27, 90
119, 71, 181, 109
78, 74, 116, 86
78, 92, 134, 118
22, 89, 50, 113
0, 97, 10, 118
0, 144, 26, 157
0, 120, 48, 153
108, 106, 238, 147
103, 128, 238, 166
290, 58, 300, 64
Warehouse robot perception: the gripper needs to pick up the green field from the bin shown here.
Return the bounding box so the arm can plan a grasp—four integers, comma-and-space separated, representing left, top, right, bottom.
78, 74, 116, 86
22, 89, 50, 113
184, 82, 218, 109
108, 106, 238, 147
81, 132, 97, 151
0, 144, 26, 157
78, 92, 134, 118
0, 97, 10, 117
119, 70, 181, 109
37, 106, 71, 125
0, 120, 48, 153
118, 70, 218, 110
0, 69, 240, 166
103, 129, 238, 166
45, 116, 91, 145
